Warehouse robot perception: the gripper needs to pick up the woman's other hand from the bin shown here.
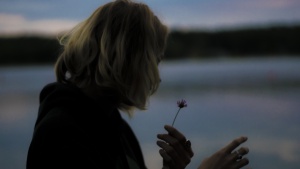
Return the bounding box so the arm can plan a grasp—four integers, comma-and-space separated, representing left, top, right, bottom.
157, 125, 194, 169
197, 136, 250, 169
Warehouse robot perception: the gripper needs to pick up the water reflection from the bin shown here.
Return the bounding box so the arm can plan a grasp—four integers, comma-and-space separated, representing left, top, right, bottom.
0, 58, 299, 169
127, 87, 300, 169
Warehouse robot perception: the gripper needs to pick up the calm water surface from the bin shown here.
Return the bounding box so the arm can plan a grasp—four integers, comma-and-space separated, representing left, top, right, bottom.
0, 57, 300, 169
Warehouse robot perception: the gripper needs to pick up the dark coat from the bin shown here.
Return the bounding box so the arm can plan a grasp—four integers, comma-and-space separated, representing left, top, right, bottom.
26, 82, 147, 169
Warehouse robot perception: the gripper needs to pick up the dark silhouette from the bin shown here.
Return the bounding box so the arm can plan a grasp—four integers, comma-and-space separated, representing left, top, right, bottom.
26, 0, 249, 169
1, 25, 300, 65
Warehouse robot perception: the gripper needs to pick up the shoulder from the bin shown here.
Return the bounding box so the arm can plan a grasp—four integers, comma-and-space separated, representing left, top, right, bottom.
27, 108, 109, 169
28, 108, 102, 162
33, 107, 83, 144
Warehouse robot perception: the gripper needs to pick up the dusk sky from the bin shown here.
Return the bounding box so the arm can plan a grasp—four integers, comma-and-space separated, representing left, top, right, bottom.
1, 0, 300, 35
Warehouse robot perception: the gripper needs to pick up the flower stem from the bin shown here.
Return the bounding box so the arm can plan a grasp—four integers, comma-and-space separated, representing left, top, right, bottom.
172, 108, 181, 126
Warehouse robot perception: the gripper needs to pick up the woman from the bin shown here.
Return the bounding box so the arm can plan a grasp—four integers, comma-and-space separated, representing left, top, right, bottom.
26, 0, 249, 169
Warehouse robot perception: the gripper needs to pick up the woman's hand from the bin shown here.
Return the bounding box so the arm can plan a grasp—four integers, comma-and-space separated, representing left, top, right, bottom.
197, 136, 250, 169
157, 125, 194, 169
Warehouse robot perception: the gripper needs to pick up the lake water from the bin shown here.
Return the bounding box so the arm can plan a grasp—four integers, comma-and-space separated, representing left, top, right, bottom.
0, 57, 300, 169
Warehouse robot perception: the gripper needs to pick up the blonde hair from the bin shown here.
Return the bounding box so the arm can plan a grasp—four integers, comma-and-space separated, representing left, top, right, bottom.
55, 0, 169, 114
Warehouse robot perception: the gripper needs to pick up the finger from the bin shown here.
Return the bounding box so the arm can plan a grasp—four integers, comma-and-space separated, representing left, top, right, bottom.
157, 141, 187, 168
223, 136, 248, 153
232, 157, 250, 168
229, 147, 249, 161
157, 134, 192, 163
159, 149, 174, 169
237, 147, 249, 156
184, 140, 194, 157
164, 125, 194, 157
157, 140, 187, 168
164, 125, 186, 143
159, 149, 172, 163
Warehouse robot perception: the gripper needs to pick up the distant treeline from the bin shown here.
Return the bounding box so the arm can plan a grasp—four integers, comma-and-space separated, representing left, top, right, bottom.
165, 25, 300, 59
1, 25, 300, 65
0, 36, 61, 65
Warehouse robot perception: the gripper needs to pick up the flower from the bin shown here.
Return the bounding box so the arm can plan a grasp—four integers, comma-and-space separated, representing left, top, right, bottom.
177, 99, 187, 108
172, 99, 187, 126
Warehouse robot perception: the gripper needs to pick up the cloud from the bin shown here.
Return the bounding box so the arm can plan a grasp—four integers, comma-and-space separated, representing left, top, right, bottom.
159, 0, 300, 30
1, 0, 300, 35
0, 13, 79, 36
239, 0, 300, 9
